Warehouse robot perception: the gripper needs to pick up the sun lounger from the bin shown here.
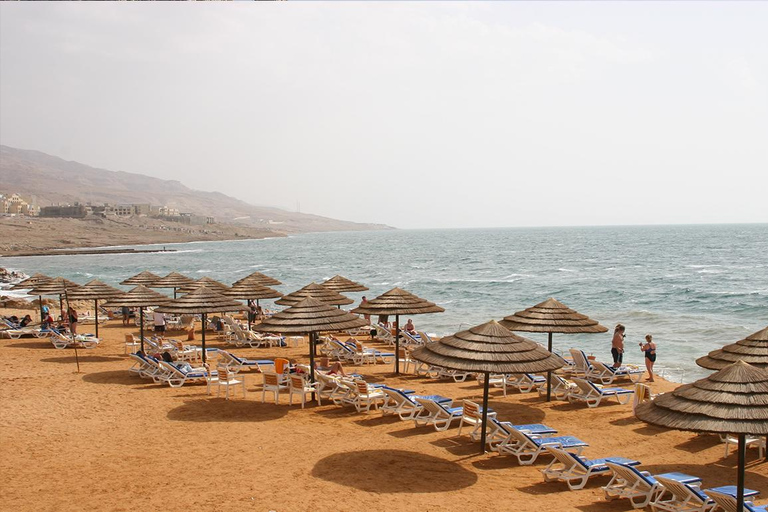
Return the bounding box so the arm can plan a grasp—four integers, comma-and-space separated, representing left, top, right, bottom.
156, 360, 211, 388
497, 425, 589, 465
457, 400, 497, 440
603, 461, 702, 509
650, 476, 738, 512
477, 373, 509, 396
217, 350, 273, 373
414, 397, 464, 431
538, 373, 578, 401
721, 433, 766, 459
380, 387, 451, 420
568, 378, 634, 408
541, 445, 640, 490
486, 418, 558, 452
568, 348, 595, 378
352, 380, 387, 412
50, 330, 100, 349
704, 487, 765, 512
590, 361, 645, 385
373, 323, 395, 345
506, 373, 547, 393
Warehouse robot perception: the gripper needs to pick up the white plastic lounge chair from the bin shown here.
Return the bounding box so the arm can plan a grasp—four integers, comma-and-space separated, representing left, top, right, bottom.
50, 330, 100, 349
124, 333, 141, 355
650, 475, 722, 512
507, 373, 547, 393
397, 348, 415, 374
457, 400, 497, 440
413, 397, 464, 431
704, 487, 766, 512
632, 382, 659, 413
261, 372, 288, 404
568, 378, 634, 408
721, 434, 766, 459
541, 445, 640, 491
288, 374, 318, 408
352, 380, 386, 413
417, 331, 436, 343
380, 387, 451, 420
497, 425, 589, 465
486, 418, 558, 452
538, 373, 578, 401
315, 371, 345, 406
218, 350, 274, 373
477, 373, 509, 397
603, 461, 702, 509
590, 361, 645, 385
568, 348, 595, 378
401, 331, 423, 347
128, 353, 158, 378
156, 360, 210, 388
373, 323, 395, 345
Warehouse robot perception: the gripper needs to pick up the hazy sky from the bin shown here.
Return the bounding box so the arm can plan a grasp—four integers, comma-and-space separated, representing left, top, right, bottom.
1, 3, 766, 229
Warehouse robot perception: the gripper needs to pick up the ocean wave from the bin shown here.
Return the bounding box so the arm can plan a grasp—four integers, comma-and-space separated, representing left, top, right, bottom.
558, 268, 576, 272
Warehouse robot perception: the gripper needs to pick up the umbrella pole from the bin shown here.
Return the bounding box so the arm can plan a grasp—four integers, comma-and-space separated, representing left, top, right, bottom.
39, 295, 43, 324
394, 315, 400, 375
480, 371, 490, 454
546, 332, 553, 402
65, 290, 80, 373
247, 297, 252, 331
309, 332, 316, 401
201, 313, 207, 364
139, 307, 145, 352
737, 433, 745, 512
94, 299, 99, 339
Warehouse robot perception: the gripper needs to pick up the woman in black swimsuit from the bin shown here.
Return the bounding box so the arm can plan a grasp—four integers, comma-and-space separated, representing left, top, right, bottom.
640, 334, 656, 382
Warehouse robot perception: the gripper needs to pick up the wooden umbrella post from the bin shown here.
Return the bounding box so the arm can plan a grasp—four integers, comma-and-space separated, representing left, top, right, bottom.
139, 307, 145, 352
394, 315, 400, 375
201, 313, 208, 364
94, 298, 99, 339
737, 433, 746, 512
309, 332, 316, 401
38, 295, 44, 324
546, 331, 553, 402
480, 371, 490, 454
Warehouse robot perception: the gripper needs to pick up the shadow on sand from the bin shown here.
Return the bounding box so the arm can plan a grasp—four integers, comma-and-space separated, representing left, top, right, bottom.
5, 340, 53, 349
82, 370, 149, 386
167, 399, 289, 423
312, 450, 477, 492
41, 355, 124, 364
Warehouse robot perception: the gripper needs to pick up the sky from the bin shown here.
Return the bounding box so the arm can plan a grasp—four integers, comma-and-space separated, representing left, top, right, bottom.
1, 2, 766, 230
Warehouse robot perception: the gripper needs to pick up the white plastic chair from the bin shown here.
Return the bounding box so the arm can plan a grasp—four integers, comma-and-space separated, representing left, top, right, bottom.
261, 372, 288, 405
288, 374, 317, 408
213, 365, 246, 400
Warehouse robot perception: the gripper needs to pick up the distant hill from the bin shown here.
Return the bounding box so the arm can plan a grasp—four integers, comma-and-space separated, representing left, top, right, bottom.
0, 145, 392, 233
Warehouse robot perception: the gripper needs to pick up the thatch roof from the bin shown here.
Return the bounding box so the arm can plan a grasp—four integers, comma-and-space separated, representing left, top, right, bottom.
411, 320, 565, 374
120, 271, 162, 286
635, 361, 768, 435
154, 286, 247, 315
10, 273, 53, 290
178, 277, 230, 293
253, 297, 367, 334
351, 287, 445, 316
232, 272, 282, 287
696, 327, 768, 371
27, 277, 81, 296
66, 280, 123, 300
500, 298, 607, 334
320, 275, 369, 293
150, 272, 195, 289
222, 282, 283, 301
102, 285, 171, 308
275, 283, 353, 307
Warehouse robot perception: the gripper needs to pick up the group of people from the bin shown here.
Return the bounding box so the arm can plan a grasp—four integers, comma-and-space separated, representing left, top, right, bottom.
611, 323, 657, 382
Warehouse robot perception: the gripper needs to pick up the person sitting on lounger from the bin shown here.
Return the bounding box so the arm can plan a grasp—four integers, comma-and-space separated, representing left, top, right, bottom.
19, 315, 33, 327
316, 356, 347, 376
404, 319, 417, 335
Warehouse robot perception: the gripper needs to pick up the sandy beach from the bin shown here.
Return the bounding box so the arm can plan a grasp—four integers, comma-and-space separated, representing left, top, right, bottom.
1, 306, 766, 512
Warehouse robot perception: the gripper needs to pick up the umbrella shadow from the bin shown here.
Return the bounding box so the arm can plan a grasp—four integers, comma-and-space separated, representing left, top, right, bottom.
5, 341, 52, 349
471, 454, 524, 471
575, 501, 628, 512
311, 450, 477, 492
82, 370, 152, 386
674, 433, 722, 453
388, 425, 453, 439
483, 402, 546, 424
353, 415, 402, 428
430, 437, 484, 457
610, 416, 644, 427
41, 355, 124, 364
167, 399, 289, 423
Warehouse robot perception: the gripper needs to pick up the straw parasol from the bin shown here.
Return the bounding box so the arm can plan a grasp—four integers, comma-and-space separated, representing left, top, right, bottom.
233, 271, 282, 287
696, 327, 768, 371
27, 277, 81, 321
102, 285, 171, 352
253, 297, 367, 391
221, 282, 283, 330
12, 273, 53, 322
154, 286, 247, 363
635, 361, 768, 511
351, 287, 445, 374
178, 277, 230, 294
150, 272, 195, 299
320, 275, 369, 293
120, 271, 162, 286
66, 280, 122, 338
412, 320, 564, 453
500, 298, 608, 401
275, 283, 353, 308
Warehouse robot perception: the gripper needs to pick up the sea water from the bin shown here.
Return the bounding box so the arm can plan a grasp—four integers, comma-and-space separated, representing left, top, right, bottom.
2, 224, 766, 383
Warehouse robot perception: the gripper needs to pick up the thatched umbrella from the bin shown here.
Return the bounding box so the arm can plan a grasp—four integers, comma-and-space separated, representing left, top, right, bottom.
27, 277, 81, 323
253, 297, 367, 390
697, 326, 768, 462
11, 273, 53, 322
150, 272, 195, 299
351, 287, 445, 374
221, 282, 282, 330
178, 277, 230, 294
635, 361, 768, 512
233, 271, 282, 287
102, 285, 171, 352
320, 275, 369, 293
275, 283, 353, 308
66, 280, 122, 338
120, 271, 162, 286
500, 298, 608, 401
411, 320, 564, 453
154, 286, 247, 363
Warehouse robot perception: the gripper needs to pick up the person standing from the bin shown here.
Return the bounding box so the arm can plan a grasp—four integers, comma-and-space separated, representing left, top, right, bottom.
153, 310, 166, 335
68, 306, 79, 335
122, 306, 131, 326
640, 334, 657, 382
359, 296, 370, 323
611, 323, 626, 368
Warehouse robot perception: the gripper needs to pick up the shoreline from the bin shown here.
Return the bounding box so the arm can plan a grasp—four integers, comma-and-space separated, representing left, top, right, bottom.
1, 247, 178, 258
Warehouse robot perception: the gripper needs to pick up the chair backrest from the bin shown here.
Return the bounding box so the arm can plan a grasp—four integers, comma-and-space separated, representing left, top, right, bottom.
290, 374, 306, 390
381, 387, 408, 405
159, 360, 184, 376
355, 380, 370, 395
417, 331, 433, 343
124, 333, 137, 343
633, 383, 652, 412
263, 372, 280, 387
545, 445, 585, 471
217, 365, 231, 382
572, 378, 598, 396
703, 490, 739, 512
654, 476, 708, 506
462, 400, 481, 420
569, 348, 592, 373
274, 358, 290, 374
605, 461, 653, 491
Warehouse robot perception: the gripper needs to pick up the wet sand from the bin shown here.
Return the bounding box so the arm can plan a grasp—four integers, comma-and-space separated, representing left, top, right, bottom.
1, 309, 766, 512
